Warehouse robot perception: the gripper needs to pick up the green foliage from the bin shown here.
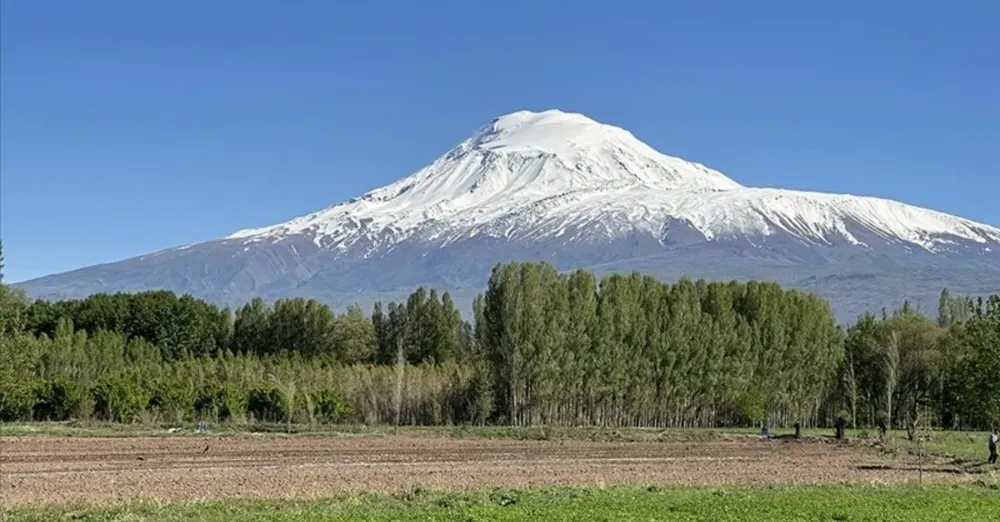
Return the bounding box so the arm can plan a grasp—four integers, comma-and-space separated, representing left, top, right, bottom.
31, 378, 86, 421
195, 382, 247, 422
0, 379, 39, 422
0, 241, 24, 334
0, 333, 39, 421
938, 288, 975, 328
266, 298, 338, 357
0, 324, 479, 426
147, 374, 196, 422
0, 284, 29, 336
468, 362, 493, 426
3, 260, 998, 432
92, 375, 149, 423
232, 297, 271, 355
24, 291, 230, 359
311, 389, 353, 423
836, 293, 999, 431
955, 296, 1000, 428
333, 305, 377, 363
738, 387, 767, 425
480, 262, 843, 428
373, 288, 473, 366
247, 386, 288, 423
233, 297, 383, 362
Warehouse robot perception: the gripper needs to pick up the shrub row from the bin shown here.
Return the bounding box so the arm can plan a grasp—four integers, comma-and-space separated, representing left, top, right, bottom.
1, 376, 353, 424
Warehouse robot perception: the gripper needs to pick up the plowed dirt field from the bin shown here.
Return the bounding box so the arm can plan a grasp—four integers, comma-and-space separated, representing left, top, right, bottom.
0, 434, 972, 507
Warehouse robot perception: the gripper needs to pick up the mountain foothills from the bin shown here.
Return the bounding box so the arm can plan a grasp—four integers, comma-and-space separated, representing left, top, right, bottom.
2, 254, 999, 430
15, 110, 1000, 321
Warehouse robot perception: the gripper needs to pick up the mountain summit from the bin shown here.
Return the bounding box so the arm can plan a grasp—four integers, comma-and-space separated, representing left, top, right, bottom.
460, 109, 742, 190
18, 110, 1000, 320
227, 109, 743, 251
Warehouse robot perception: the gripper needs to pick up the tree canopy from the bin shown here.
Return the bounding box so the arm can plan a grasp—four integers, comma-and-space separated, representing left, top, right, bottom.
1, 257, 996, 430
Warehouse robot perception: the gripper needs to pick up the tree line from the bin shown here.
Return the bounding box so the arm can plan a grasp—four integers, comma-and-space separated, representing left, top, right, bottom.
0, 318, 484, 425
21, 289, 474, 364
1, 247, 997, 430
831, 292, 999, 433
477, 263, 844, 427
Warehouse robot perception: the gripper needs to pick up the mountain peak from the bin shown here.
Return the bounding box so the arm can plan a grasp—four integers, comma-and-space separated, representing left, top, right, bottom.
454, 108, 744, 192
492, 109, 595, 129
225, 110, 746, 242
467, 109, 641, 156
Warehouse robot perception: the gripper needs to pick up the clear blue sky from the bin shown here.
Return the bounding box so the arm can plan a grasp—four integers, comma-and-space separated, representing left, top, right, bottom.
2, 1, 997, 283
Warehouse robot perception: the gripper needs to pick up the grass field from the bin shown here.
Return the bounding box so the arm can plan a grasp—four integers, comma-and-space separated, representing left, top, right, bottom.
7, 484, 1000, 522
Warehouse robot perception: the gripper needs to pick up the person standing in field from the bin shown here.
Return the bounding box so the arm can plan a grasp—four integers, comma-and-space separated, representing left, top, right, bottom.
990, 429, 998, 465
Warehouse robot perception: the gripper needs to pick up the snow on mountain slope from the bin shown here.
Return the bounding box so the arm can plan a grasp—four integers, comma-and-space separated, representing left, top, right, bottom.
227, 109, 1000, 257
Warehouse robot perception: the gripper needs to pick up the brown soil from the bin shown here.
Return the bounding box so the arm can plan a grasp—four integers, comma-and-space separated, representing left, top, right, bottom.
0, 434, 973, 507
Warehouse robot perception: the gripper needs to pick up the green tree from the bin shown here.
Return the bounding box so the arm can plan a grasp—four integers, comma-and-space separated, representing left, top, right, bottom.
267, 298, 338, 358
233, 298, 272, 355
957, 296, 1000, 428
371, 301, 390, 363
0, 242, 28, 336
333, 304, 376, 363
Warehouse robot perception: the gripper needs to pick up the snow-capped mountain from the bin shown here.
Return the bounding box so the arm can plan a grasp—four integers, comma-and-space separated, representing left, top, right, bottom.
227, 109, 999, 258
17, 110, 1000, 321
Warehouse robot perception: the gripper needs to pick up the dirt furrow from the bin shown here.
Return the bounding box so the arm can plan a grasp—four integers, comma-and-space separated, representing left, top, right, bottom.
0, 435, 971, 507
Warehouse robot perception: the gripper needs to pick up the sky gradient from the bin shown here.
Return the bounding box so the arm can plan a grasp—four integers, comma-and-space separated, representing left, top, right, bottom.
2, 0, 998, 283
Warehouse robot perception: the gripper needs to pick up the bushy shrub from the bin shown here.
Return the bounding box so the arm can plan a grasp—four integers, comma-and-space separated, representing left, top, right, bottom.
147, 377, 196, 422
469, 365, 493, 426
0, 379, 39, 422
247, 386, 287, 423
738, 388, 766, 426
92, 375, 148, 423
311, 389, 353, 423
876, 411, 890, 435
32, 378, 86, 421
194, 383, 247, 422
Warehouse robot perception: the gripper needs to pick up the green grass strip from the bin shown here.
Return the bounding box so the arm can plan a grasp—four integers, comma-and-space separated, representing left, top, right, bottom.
8, 483, 1000, 522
